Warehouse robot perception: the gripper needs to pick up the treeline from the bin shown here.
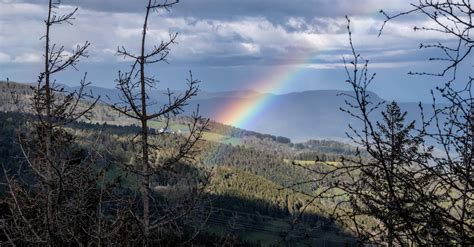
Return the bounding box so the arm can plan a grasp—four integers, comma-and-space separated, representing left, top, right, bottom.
199, 142, 314, 193
295, 139, 358, 155
0, 111, 355, 245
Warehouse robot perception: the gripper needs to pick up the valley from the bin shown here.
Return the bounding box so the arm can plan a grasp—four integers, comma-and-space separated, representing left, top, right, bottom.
0, 81, 362, 245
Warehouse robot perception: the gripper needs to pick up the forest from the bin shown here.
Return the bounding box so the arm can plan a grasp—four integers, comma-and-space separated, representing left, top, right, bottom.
0, 0, 472, 246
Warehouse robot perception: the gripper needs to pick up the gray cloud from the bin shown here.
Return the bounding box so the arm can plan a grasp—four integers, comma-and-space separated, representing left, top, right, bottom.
0, 0, 446, 68
17, 0, 411, 24
1, 0, 464, 103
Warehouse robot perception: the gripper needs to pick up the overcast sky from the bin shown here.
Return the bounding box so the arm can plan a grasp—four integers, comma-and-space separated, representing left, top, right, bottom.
0, 0, 470, 102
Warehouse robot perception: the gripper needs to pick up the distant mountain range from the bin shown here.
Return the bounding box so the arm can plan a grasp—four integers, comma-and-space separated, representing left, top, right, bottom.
71, 85, 437, 142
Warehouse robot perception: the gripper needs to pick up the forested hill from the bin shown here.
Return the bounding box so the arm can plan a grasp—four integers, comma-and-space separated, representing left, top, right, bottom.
0, 80, 366, 245
0, 109, 358, 245
65, 83, 439, 142
0, 81, 357, 156
1, 80, 439, 142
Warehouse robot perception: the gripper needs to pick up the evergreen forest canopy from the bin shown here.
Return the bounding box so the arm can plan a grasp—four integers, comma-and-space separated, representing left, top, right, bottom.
0, 0, 472, 246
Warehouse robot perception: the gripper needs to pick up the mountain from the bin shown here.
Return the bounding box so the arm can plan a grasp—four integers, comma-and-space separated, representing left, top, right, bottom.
73, 85, 434, 142
183, 90, 363, 142
4, 81, 436, 142
0, 82, 435, 245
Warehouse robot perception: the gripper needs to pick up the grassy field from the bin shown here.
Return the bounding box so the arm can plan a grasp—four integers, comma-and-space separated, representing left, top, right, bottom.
202, 132, 242, 145
149, 121, 242, 145
148, 121, 189, 131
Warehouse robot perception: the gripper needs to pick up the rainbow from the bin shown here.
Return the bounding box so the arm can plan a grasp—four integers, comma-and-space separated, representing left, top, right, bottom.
201, 7, 391, 162
213, 5, 392, 130
214, 54, 311, 130
203, 55, 312, 161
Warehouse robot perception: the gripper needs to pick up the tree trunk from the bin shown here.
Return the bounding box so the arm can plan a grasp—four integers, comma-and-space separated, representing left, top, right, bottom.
44, 0, 55, 244
140, 1, 153, 244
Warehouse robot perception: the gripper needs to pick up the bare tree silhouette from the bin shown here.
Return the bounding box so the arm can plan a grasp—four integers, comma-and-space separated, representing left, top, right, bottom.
289, 5, 473, 244
380, 1, 473, 244
110, 0, 210, 244
0, 1, 129, 245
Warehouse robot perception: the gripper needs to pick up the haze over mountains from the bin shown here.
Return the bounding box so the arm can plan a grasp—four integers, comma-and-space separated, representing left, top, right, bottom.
73, 85, 436, 142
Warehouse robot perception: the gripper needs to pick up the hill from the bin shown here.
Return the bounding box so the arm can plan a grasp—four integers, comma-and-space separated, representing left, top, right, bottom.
0, 110, 358, 246
0, 81, 364, 244
61, 83, 437, 142
2, 81, 437, 142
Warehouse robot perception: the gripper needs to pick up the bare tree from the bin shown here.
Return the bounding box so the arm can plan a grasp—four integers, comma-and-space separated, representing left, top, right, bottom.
288, 1, 473, 244
380, 0, 473, 244
286, 0, 474, 243
332, 20, 437, 245
0, 1, 127, 245
110, 0, 209, 244
286, 18, 435, 246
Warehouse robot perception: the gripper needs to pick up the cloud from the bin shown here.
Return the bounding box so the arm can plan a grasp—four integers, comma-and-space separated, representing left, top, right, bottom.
13, 53, 42, 63
0, 0, 450, 68
0, 52, 11, 63
0, 52, 42, 64
14, 0, 414, 28
12, 1, 358, 14
1, 0, 466, 102
0, 1, 43, 16
305, 61, 422, 70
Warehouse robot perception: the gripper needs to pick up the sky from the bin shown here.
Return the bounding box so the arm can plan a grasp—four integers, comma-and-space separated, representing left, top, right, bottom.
0, 0, 471, 102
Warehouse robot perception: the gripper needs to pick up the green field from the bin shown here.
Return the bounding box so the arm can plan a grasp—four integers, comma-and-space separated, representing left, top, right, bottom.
202, 132, 242, 145
148, 121, 189, 131
149, 121, 242, 145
